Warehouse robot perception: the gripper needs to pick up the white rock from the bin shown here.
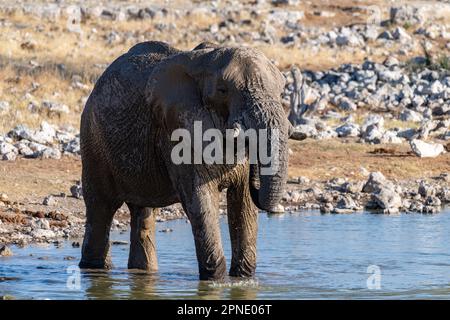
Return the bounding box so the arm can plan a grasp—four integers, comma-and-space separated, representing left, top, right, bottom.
8, 122, 56, 145
378, 69, 403, 82
43, 195, 57, 206
0, 245, 13, 256
293, 124, 318, 138
399, 108, 423, 122
427, 81, 444, 95
31, 218, 51, 230
338, 97, 357, 111
0, 101, 10, 113
392, 27, 411, 42
364, 25, 380, 41
390, 5, 425, 26
16, 142, 34, 157
362, 114, 384, 132
372, 188, 402, 212
70, 182, 83, 199
335, 123, 360, 137
362, 124, 384, 143
63, 138, 80, 154
363, 172, 395, 193
36, 121, 56, 143
380, 131, 403, 144
40, 147, 61, 160
410, 139, 445, 158
268, 204, 285, 214
31, 229, 55, 239
28, 142, 48, 153
0, 193, 6, 202
411, 95, 425, 108
268, 10, 304, 25
0, 142, 17, 155
2, 152, 17, 161
41, 101, 70, 116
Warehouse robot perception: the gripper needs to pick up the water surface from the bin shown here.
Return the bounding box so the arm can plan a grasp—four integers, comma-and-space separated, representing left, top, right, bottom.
1, 210, 450, 299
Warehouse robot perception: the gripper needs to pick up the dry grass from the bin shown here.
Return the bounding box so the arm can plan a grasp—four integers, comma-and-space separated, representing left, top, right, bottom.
261, 45, 371, 71
0, 9, 226, 132
0, 1, 444, 132
0, 65, 87, 131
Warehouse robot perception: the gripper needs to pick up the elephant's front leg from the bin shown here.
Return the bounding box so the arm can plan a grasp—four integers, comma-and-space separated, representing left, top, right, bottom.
227, 183, 258, 277
127, 204, 158, 271
79, 198, 120, 269
181, 186, 226, 280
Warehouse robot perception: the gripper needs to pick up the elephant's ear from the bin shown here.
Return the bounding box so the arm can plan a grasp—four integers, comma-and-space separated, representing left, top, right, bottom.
269, 62, 286, 94
146, 51, 206, 130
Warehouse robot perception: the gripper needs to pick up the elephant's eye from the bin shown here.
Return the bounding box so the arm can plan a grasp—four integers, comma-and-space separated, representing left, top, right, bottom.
217, 86, 228, 95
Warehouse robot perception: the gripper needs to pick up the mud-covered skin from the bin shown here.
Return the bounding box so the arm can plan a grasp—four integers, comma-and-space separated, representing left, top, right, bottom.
79, 41, 290, 280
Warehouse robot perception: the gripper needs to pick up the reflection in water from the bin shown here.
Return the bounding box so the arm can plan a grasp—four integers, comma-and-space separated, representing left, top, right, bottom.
83, 270, 259, 299
1, 210, 450, 299
84, 271, 117, 300
84, 270, 160, 299
127, 272, 158, 300
228, 283, 258, 300
197, 281, 224, 300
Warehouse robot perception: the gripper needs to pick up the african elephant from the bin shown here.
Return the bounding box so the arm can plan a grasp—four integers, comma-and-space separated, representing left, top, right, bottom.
79, 41, 291, 280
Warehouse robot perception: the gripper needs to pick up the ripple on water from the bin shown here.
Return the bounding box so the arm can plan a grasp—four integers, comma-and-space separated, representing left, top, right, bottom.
1, 210, 450, 299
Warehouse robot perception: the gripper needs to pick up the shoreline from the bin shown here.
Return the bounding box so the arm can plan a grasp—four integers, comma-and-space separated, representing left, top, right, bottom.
1, 158, 449, 246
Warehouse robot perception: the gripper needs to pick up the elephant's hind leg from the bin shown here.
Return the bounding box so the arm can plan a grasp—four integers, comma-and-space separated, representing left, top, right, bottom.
127, 204, 158, 271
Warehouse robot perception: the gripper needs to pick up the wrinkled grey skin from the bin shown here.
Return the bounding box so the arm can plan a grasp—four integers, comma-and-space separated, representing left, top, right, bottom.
79, 41, 291, 280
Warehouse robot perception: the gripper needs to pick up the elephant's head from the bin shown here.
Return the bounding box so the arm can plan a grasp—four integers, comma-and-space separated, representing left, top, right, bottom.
147, 43, 291, 213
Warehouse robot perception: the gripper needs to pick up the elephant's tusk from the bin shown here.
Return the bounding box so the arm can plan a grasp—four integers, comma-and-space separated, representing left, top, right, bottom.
232, 123, 242, 138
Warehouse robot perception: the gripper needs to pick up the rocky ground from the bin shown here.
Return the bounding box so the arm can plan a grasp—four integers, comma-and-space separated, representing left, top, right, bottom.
0, 0, 449, 246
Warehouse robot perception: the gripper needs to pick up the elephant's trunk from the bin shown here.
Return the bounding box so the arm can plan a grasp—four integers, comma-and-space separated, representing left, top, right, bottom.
245, 100, 289, 213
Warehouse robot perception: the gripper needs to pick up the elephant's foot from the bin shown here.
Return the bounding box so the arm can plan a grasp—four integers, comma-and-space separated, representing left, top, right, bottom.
198, 256, 227, 281
79, 230, 114, 270
79, 196, 121, 271
79, 237, 114, 270
128, 242, 158, 271
79, 256, 113, 269
229, 263, 256, 278
128, 259, 157, 271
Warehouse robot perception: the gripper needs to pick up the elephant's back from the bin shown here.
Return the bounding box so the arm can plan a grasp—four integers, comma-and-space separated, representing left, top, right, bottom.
89, 41, 180, 105
81, 41, 178, 176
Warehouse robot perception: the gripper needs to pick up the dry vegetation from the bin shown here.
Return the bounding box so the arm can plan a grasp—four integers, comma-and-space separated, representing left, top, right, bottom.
0, 0, 434, 132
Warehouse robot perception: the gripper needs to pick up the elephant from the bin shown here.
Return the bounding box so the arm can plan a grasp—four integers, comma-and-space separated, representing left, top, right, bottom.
79, 41, 292, 280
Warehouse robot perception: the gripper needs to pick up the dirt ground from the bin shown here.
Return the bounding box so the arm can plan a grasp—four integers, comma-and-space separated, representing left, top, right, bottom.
289, 139, 450, 181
